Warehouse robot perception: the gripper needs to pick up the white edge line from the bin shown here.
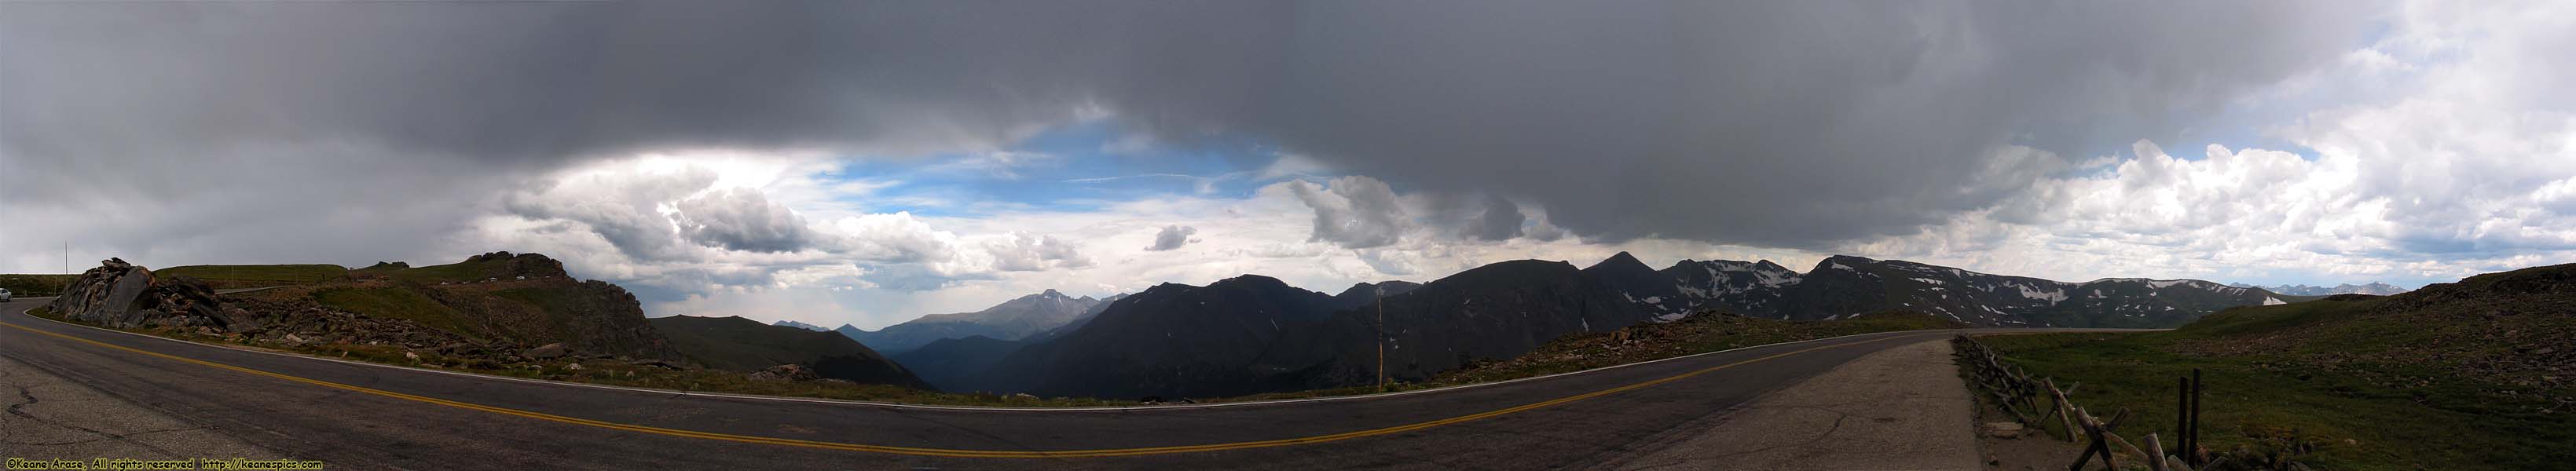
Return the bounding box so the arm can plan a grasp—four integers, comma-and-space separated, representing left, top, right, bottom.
14, 298, 2036, 413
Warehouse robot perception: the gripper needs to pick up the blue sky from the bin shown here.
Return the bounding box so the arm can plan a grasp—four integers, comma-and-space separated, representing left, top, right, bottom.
819, 121, 1297, 218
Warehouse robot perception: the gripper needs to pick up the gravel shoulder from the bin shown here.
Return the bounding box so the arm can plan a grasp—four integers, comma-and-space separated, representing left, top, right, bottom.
1610, 338, 1981, 470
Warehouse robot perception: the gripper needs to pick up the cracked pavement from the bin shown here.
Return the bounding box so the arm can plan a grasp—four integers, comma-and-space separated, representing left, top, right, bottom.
1, 353, 280, 462
1610, 339, 1980, 470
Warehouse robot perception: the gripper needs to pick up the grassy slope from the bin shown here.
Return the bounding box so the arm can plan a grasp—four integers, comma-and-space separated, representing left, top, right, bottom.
649, 316, 927, 389
312, 287, 486, 342
26, 305, 1123, 407
0, 274, 78, 297
649, 315, 877, 371
1981, 284, 2574, 469
158, 264, 350, 289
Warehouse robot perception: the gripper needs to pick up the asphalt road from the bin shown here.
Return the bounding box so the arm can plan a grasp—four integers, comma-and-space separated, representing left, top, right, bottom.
0, 295, 2093, 470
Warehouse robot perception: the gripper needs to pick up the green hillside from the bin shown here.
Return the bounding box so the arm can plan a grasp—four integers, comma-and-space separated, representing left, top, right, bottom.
649, 315, 929, 389
214, 253, 680, 362
1977, 264, 2576, 470
158, 264, 350, 288
311, 287, 485, 341
0, 274, 78, 297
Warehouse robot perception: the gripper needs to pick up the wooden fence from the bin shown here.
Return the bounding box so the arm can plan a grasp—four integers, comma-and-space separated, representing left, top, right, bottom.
1953, 334, 2300, 471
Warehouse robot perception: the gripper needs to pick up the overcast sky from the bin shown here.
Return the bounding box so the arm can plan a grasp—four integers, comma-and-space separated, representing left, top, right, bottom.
5, 1, 2571, 329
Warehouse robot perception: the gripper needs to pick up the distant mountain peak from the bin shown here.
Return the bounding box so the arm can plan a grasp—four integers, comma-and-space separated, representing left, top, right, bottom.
1813, 255, 1876, 272
835, 289, 1113, 353
1753, 260, 1793, 272
1583, 252, 1659, 280
771, 319, 830, 332
2230, 281, 2410, 296
1212, 274, 1292, 289
1339, 280, 1420, 296
1589, 251, 1648, 269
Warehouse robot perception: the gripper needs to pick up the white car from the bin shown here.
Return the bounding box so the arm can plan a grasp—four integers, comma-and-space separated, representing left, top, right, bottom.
1, 288, 12, 302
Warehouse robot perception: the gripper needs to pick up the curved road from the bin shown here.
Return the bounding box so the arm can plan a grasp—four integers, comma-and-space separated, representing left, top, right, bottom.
2, 296, 2038, 469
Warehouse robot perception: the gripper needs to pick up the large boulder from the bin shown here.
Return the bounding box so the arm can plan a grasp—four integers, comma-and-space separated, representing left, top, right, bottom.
48, 258, 249, 330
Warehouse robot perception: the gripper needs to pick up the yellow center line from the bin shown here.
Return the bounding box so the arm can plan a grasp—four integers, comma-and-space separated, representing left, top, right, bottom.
0, 316, 1923, 458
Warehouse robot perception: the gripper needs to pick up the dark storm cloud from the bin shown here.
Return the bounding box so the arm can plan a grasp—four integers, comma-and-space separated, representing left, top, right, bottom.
1097, 1, 2379, 247
1146, 225, 1199, 251
1467, 196, 1528, 242
1292, 177, 1409, 249
0, 1, 2376, 264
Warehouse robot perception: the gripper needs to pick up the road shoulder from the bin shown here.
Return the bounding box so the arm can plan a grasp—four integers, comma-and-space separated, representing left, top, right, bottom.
1610, 338, 1981, 470
2, 352, 280, 462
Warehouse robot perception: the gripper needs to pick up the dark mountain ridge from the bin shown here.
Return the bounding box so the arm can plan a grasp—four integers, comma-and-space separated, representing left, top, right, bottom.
967, 275, 1341, 397
885, 335, 1023, 392
891, 253, 2287, 399
1262, 259, 1655, 389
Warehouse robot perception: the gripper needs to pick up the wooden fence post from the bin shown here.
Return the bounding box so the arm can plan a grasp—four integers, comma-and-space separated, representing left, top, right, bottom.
2189, 368, 2204, 466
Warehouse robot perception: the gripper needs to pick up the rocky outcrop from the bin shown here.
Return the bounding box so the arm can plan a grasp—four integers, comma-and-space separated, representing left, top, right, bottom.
223, 294, 475, 350
48, 258, 257, 331
465, 251, 570, 279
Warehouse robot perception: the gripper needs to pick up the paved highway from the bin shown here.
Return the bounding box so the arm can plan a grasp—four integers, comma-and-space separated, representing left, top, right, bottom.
1, 295, 2060, 470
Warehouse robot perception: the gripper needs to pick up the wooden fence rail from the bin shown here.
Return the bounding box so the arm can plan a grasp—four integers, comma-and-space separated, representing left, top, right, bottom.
1951, 334, 2281, 471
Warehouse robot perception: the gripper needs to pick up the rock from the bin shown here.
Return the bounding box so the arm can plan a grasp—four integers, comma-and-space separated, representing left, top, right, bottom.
1008, 392, 1039, 401
1984, 422, 2025, 439
47, 259, 242, 331
219, 307, 262, 333
747, 363, 819, 382
628, 359, 684, 370
404, 352, 422, 362
564, 363, 584, 371
524, 343, 569, 359
283, 333, 308, 345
